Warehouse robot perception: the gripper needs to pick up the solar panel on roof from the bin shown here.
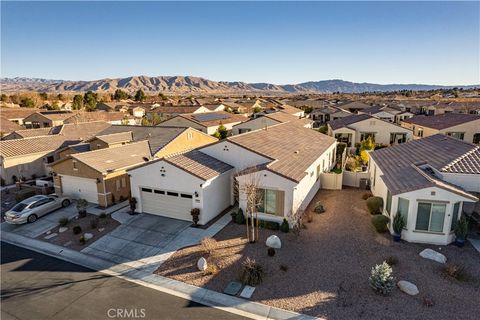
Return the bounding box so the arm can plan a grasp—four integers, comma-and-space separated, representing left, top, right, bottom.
193, 113, 230, 122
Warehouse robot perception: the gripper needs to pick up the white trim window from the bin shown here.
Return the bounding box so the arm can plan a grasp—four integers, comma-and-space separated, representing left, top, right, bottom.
451, 202, 461, 231
397, 197, 409, 225
415, 202, 446, 233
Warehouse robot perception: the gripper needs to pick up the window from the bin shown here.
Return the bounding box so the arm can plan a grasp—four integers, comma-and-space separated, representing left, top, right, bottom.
451, 202, 460, 231
446, 132, 465, 140
121, 177, 126, 188
415, 202, 446, 233
239, 128, 251, 134
154, 190, 165, 194
141, 188, 152, 193
257, 189, 280, 215
167, 191, 179, 197
46, 156, 54, 163
417, 128, 424, 137
473, 133, 480, 145
385, 190, 392, 215
73, 160, 78, 170
390, 133, 406, 144
181, 194, 193, 199
360, 132, 375, 142
397, 198, 409, 225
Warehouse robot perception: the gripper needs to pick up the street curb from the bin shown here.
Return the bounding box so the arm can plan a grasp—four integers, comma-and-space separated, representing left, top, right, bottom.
1, 231, 321, 320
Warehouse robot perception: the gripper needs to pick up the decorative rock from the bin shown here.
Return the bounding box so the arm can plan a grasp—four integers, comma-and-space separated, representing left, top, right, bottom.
419, 248, 447, 264
266, 235, 281, 249
98, 228, 105, 232
83, 233, 94, 241
397, 280, 419, 296
44, 233, 57, 240
59, 227, 68, 233
239, 285, 256, 299
197, 257, 207, 271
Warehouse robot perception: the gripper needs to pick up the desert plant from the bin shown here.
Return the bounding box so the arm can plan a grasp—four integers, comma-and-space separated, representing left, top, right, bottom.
72, 225, 82, 235
99, 212, 107, 219
422, 295, 435, 307
267, 248, 275, 257
79, 235, 86, 245
191, 208, 200, 225
362, 192, 372, 200
90, 218, 98, 229
371, 215, 390, 233
280, 219, 289, 233
444, 263, 465, 281
15, 189, 36, 202
385, 256, 398, 266
367, 196, 383, 215
369, 261, 395, 295
314, 201, 325, 214
58, 217, 69, 227
279, 264, 288, 272
454, 215, 469, 241
235, 208, 246, 224
230, 210, 237, 222
263, 221, 280, 230
240, 257, 265, 286
204, 264, 218, 275
392, 213, 405, 235
76, 199, 88, 217
201, 237, 218, 256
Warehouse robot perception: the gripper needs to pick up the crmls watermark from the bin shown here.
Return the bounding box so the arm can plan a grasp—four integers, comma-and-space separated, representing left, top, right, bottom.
107, 308, 146, 319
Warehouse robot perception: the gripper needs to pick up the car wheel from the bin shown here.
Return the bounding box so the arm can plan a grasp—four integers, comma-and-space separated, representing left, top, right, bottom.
27, 214, 37, 223
62, 199, 71, 207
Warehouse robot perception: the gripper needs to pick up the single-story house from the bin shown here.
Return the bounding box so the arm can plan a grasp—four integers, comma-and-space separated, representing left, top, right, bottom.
23, 111, 77, 128
337, 101, 372, 113
231, 112, 313, 135
359, 106, 402, 123
55, 143, 91, 160
309, 107, 351, 126
274, 104, 305, 117
0, 108, 40, 126
63, 111, 136, 125
369, 134, 479, 245
328, 114, 413, 146
50, 141, 151, 207
146, 105, 211, 121
394, 111, 415, 124
401, 113, 480, 144
158, 111, 248, 135
1, 115, 24, 138
88, 132, 133, 151
2, 127, 52, 140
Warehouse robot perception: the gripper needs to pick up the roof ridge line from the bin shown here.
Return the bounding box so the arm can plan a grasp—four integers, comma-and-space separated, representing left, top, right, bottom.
441, 145, 480, 171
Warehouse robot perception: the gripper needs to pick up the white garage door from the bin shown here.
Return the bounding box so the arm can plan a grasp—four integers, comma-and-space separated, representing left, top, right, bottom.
61, 175, 98, 204
140, 187, 193, 221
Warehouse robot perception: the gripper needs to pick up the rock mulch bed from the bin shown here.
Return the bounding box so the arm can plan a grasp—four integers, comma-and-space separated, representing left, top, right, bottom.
36, 213, 120, 251
156, 188, 480, 319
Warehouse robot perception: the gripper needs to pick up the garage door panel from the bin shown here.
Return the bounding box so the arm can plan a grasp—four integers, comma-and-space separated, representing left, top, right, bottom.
141, 188, 192, 221
61, 175, 98, 204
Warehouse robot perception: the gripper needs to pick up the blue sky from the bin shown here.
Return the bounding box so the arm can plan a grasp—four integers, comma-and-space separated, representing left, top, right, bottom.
1, 1, 479, 85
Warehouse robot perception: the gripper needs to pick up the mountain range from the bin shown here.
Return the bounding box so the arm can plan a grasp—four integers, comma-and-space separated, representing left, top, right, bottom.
1, 76, 477, 94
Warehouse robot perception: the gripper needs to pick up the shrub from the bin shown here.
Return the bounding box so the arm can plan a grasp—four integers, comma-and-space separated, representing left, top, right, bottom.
79, 235, 86, 245
235, 208, 246, 224
280, 219, 289, 233
90, 218, 98, 229
72, 225, 82, 235
240, 257, 265, 286
371, 215, 390, 233
264, 221, 280, 230
362, 192, 372, 200
444, 263, 465, 281
230, 210, 237, 222
201, 237, 218, 256
385, 256, 398, 266
15, 189, 36, 202
76, 199, 88, 212
279, 264, 288, 272
369, 261, 395, 295
58, 217, 69, 227
204, 264, 218, 275
99, 212, 107, 219
318, 125, 328, 134
314, 201, 325, 214
454, 215, 469, 241
267, 248, 275, 257
367, 196, 383, 215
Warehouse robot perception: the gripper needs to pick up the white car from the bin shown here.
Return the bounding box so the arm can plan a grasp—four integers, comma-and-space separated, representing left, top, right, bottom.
4, 194, 71, 224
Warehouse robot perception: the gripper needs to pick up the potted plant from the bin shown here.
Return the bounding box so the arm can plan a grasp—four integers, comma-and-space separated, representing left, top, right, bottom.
76, 199, 88, 218
191, 208, 200, 226
392, 212, 405, 242
454, 215, 469, 248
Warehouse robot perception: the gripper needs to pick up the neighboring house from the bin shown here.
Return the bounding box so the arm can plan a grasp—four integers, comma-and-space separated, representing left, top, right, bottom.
201, 103, 226, 112
394, 111, 415, 124
129, 123, 337, 225
359, 106, 401, 123
232, 112, 313, 135
0, 135, 81, 184
50, 141, 151, 207
275, 104, 305, 117
132, 107, 145, 118
95, 125, 218, 158
55, 143, 91, 160
328, 114, 413, 146
146, 105, 210, 121
369, 134, 479, 245
63, 112, 135, 125
309, 107, 351, 125
401, 113, 480, 144
23, 111, 76, 128
337, 101, 372, 113
96, 102, 128, 112
88, 132, 133, 150
2, 127, 53, 140
1, 115, 24, 137
0, 108, 40, 125
158, 111, 248, 135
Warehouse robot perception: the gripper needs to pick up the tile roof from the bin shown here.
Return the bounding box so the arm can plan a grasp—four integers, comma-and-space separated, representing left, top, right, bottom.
59, 121, 112, 140
38, 111, 78, 121
402, 113, 480, 130
0, 135, 81, 158
338, 101, 371, 110
275, 104, 304, 115
370, 134, 479, 197
7, 127, 52, 138
0, 108, 40, 119
95, 131, 133, 144
263, 112, 312, 127
149, 106, 204, 114
228, 123, 336, 182
328, 114, 372, 130
180, 111, 248, 127
71, 141, 151, 173
96, 125, 187, 155
164, 150, 233, 181
1, 116, 24, 134
63, 112, 131, 123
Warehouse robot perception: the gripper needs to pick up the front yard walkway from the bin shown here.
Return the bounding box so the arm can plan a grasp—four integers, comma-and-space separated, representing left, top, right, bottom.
157, 188, 480, 320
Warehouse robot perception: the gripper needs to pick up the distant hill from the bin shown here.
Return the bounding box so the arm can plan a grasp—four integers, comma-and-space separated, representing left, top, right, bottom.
1, 76, 477, 94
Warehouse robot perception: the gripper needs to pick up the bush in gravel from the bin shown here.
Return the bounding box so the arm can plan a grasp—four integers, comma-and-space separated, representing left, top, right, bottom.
201, 237, 218, 256
90, 218, 98, 230
99, 212, 107, 219
362, 192, 372, 200
58, 217, 69, 227
385, 256, 398, 266
79, 235, 86, 245
267, 248, 275, 257
72, 225, 82, 235
366, 196, 383, 215
15, 189, 36, 203
371, 215, 390, 233
279, 264, 288, 272
204, 264, 218, 275
235, 208, 246, 224
240, 258, 265, 286
280, 219, 289, 233
423, 295, 435, 307
444, 263, 465, 281
369, 261, 395, 295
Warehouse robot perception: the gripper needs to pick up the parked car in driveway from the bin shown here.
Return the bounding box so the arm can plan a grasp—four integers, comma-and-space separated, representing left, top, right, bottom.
4, 194, 71, 224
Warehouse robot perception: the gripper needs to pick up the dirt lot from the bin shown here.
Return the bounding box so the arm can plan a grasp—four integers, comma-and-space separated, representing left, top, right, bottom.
156, 188, 480, 320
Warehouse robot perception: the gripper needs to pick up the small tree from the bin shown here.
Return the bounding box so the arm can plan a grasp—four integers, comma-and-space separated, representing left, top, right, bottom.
20, 97, 35, 108
72, 94, 84, 110
114, 89, 129, 101
84, 91, 97, 111
213, 123, 228, 139
236, 167, 263, 243
134, 89, 146, 102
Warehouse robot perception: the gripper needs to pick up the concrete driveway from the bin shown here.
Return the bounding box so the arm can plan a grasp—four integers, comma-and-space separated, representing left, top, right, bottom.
81, 212, 195, 268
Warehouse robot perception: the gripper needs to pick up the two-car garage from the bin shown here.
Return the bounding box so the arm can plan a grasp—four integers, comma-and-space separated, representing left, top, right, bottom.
59, 175, 99, 204
139, 187, 193, 221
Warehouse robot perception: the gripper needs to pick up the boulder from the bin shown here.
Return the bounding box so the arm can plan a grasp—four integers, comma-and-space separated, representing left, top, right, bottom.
419, 249, 447, 264
197, 257, 207, 271
397, 280, 419, 296
266, 235, 282, 249
59, 227, 68, 233
84, 233, 94, 241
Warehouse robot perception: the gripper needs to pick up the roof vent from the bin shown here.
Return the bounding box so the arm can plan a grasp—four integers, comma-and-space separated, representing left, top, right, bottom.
294, 150, 299, 154
142, 157, 149, 162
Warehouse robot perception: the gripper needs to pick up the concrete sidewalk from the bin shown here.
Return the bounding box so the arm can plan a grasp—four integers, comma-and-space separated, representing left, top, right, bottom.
1, 231, 320, 320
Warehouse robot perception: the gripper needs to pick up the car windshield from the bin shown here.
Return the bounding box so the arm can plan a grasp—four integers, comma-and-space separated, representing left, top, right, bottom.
10, 203, 28, 212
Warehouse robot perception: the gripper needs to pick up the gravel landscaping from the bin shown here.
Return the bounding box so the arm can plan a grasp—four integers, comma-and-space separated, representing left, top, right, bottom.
156, 188, 480, 319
